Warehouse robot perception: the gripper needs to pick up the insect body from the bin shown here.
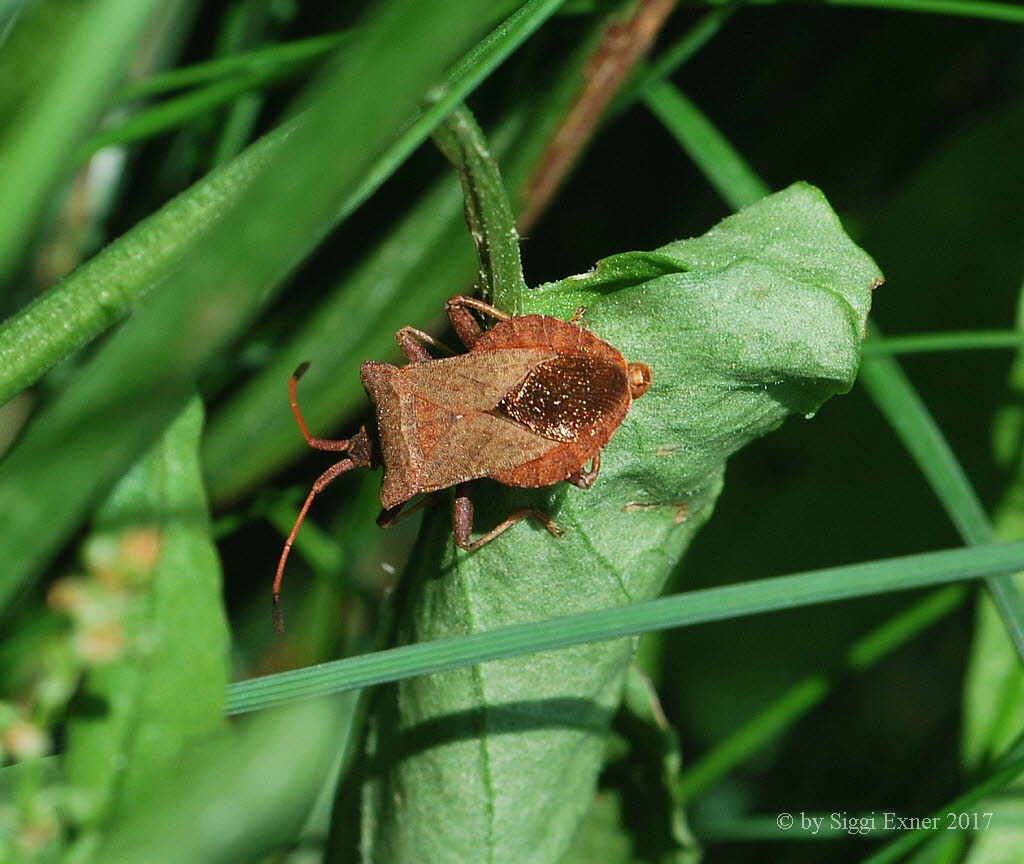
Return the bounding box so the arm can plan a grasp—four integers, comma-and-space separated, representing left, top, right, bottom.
273, 295, 651, 632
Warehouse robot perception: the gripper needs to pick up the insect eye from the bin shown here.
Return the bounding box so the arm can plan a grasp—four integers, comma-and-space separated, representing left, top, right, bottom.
627, 363, 652, 399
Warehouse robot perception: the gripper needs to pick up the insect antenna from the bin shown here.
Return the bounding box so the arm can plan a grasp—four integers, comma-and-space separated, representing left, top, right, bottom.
289, 362, 353, 452
272, 457, 357, 634
273, 363, 376, 634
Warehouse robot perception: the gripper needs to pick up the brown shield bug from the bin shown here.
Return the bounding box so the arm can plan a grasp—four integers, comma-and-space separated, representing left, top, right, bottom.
272, 294, 652, 632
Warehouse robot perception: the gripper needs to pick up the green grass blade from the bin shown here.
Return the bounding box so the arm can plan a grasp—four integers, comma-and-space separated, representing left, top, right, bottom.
80, 73, 276, 158
863, 330, 1024, 355
643, 80, 769, 210
0, 0, 507, 614
678, 584, 968, 801
861, 742, 1024, 864
614, 6, 737, 114
337, 0, 570, 228
962, 286, 1024, 774
701, 0, 1024, 23
116, 31, 348, 102
0, 0, 163, 285
0, 128, 290, 407
859, 346, 1024, 658
86, 32, 355, 157
226, 540, 1024, 715
859, 348, 993, 546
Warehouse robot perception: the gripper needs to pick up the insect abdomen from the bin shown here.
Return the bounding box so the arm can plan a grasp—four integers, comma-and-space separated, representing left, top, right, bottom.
496, 353, 628, 442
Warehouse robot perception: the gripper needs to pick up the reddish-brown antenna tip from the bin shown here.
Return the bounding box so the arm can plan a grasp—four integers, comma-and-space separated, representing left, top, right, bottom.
272, 593, 286, 635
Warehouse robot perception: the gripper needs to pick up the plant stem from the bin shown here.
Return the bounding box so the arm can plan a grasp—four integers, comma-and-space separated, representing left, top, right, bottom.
433, 106, 527, 312
520, 0, 680, 230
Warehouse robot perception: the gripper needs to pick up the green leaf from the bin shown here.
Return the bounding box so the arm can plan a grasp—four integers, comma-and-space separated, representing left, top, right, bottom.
358, 182, 880, 864
63, 398, 229, 848
557, 791, 636, 864
564, 667, 698, 864
93, 698, 354, 863
0, 0, 163, 285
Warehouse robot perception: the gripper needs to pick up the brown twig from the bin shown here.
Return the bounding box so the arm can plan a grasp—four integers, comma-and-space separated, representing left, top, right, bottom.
518, 0, 679, 233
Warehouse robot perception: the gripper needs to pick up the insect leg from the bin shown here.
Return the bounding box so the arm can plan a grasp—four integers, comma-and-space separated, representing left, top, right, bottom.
376, 493, 438, 528
568, 305, 587, 324
395, 327, 454, 362
445, 295, 511, 349
452, 483, 563, 551
272, 458, 355, 634
566, 451, 601, 489
290, 362, 353, 451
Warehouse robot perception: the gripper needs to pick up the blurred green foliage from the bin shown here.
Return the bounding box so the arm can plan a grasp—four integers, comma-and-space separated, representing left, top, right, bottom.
1, 1, 1023, 863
